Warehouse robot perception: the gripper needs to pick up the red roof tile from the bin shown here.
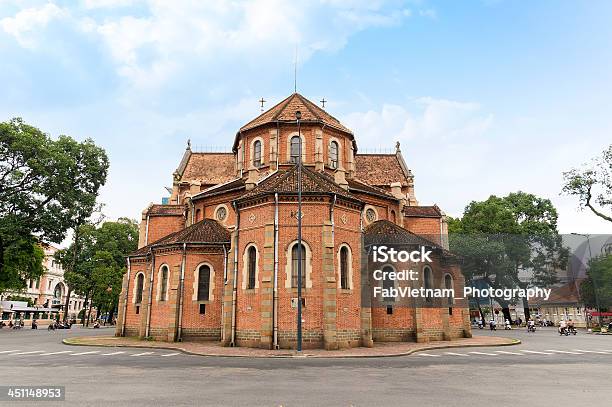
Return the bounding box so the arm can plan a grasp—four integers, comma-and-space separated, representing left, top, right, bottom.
403, 205, 442, 218
178, 152, 235, 185
355, 154, 412, 187
147, 204, 185, 217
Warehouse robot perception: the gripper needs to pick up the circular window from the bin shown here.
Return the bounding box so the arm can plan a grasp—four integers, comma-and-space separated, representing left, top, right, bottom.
365, 208, 377, 223
215, 206, 227, 221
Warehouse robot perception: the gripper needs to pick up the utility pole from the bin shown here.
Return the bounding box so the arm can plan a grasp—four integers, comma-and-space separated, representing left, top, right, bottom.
296, 110, 303, 352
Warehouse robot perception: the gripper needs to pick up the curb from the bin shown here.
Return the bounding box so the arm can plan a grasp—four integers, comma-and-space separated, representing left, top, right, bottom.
62, 337, 521, 359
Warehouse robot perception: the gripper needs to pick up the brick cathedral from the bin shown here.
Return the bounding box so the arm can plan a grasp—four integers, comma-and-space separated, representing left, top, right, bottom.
116, 93, 471, 350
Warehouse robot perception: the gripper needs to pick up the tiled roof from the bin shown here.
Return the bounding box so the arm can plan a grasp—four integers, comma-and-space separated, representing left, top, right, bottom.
531, 280, 583, 306
179, 152, 236, 185
235, 93, 353, 149
193, 177, 245, 199
403, 205, 442, 218
347, 178, 395, 200
239, 164, 356, 201
130, 219, 230, 257
147, 204, 185, 216
355, 154, 412, 187
364, 220, 441, 248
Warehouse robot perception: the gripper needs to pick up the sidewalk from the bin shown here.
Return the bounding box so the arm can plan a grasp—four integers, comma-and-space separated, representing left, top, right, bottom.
63, 335, 520, 358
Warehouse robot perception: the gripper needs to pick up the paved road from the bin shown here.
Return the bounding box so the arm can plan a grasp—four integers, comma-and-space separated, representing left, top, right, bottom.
1, 326, 610, 406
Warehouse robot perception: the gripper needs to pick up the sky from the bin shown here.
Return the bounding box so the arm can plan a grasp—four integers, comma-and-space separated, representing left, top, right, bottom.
1, 0, 611, 237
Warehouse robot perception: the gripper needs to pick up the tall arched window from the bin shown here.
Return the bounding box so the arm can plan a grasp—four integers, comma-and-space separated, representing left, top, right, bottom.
195, 209, 202, 222
253, 140, 262, 167
424, 266, 433, 303
444, 274, 454, 307
53, 284, 63, 299
160, 265, 169, 301
382, 265, 395, 301
290, 136, 301, 163
197, 265, 211, 301
135, 274, 144, 304
340, 246, 349, 289
247, 246, 257, 289
390, 210, 396, 223
329, 141, 339, 169
291, 244, 306, 288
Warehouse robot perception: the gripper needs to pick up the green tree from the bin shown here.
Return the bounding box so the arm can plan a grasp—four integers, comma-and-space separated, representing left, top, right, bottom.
450, 192, 569, 322
0, 118, 108, 294
562, 144, 612, 223
56, 219, 138, 325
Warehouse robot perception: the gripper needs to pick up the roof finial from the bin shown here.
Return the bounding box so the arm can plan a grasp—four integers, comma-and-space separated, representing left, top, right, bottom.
259, 97, 266, 112
395, 141, 401, 153
320, 98, 326, 108
187, 139, 191, 150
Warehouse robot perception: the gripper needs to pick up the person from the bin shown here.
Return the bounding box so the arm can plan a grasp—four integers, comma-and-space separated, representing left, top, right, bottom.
32, 319, 38, 329
8, 320, 13, 328
489, 318, 497, 331
559, 319, 567, 335
527, 319, 535, 332
505, 319, 512, 330
567, 319, 575, 333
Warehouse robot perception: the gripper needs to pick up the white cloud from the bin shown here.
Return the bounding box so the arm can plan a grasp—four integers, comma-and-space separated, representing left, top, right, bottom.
0, 2, 67, 48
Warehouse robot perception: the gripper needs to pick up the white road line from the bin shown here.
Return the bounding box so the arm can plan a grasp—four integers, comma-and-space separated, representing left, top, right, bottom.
71, 351, 100, 356
469, 351, 498, 356
161, 352, 180, 357
101, 351, 126, 356
444, 352, 469, 356
545, 349, 583, 355
131, 352, 154, 357
520, 350, 553, 355
11, 350, 45, 355
573, 349, 612, 355
416, 353, 441, 357
494, 350, 524, 355
0, 350, 21, 354
39, 351, 74, 356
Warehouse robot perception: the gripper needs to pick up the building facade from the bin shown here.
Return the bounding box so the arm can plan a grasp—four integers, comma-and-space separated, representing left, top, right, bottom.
116, 93, 471, 349
0, 244, 90, 324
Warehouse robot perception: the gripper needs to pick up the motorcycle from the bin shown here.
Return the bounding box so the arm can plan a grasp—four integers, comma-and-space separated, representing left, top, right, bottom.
489, 321, 497, 331
558, 326, 569, 336
567, 326, 577, 335
477, 320, 484, 329
527, 324, 536, 333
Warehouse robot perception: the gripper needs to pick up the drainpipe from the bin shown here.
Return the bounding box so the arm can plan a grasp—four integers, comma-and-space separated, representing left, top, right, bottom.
176, 243, 187, 342
221, 244, 228, 342
121, 257, 131, 337
273, 192, 279, 349
144, 215, 150, 245
145, 249, 155, 338
230, 202, 240, 346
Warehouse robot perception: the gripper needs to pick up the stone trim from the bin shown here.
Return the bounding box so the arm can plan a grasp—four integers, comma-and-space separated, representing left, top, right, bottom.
284, 240, 313, 289
336, 243, 354, 290
241, 243, 260, 290
192, 262, 216, 302
155, 264, 170, 302
132, 272, 145, 304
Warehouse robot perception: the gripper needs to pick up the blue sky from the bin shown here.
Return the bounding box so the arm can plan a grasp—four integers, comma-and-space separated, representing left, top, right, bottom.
1, 0, 611, 235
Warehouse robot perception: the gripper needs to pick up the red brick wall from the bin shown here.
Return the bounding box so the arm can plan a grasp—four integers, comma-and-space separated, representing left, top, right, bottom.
146, 215, 185, 245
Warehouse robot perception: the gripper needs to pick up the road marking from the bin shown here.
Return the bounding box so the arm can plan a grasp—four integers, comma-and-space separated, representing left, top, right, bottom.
39, 351, 74, 356
444, 352, 469, 356
11, 350, 45, 355
469, 351, 498, 356
545, 350, 583, 355
0, 350, 20, 354
161, 352, 180, 357
520, 350, 553, 355
131, 352, 154, 357
416, 353, 441, 357
71, 351, 100, 356
101, 351, 126, 356
494, 350, 524, 355
573, 349, 612, 355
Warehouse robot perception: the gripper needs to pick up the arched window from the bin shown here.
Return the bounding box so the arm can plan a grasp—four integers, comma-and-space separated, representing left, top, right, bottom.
253, 140, 262, 167
382, 265, 395, 301
290, 136, 301, 163
291, 244, 306, 288
135, 274, 144, 304
53, 284, 63, 299
390, 210, 396, 223
247, 246, 257, 289
424, 266, 433, 303
197, 265, 211, 301
444, 274, 454, 307
340, 246, 349, 289
160, 265, 169, 301
195, 209, 202, 222
329, 141, 339, 169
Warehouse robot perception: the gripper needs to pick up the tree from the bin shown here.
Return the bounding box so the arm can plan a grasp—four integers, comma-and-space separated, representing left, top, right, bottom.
582, 255, 612, 310
562, 144, 612, 223
0, 118, 108, 294
450, 192, 569, 323
55, 219, 138, 325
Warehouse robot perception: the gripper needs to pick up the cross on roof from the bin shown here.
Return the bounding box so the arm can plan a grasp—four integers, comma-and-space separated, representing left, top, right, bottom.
259, 98, 266, 112
320, 98, 327, 108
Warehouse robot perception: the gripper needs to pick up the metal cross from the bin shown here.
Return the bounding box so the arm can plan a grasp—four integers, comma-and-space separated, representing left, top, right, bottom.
259, 98, 266, 112
320, 98, 327, 108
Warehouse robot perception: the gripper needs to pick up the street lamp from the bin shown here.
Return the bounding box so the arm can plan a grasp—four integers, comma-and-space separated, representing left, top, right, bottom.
296, 110, 303, 352
572, 233, 601, 327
